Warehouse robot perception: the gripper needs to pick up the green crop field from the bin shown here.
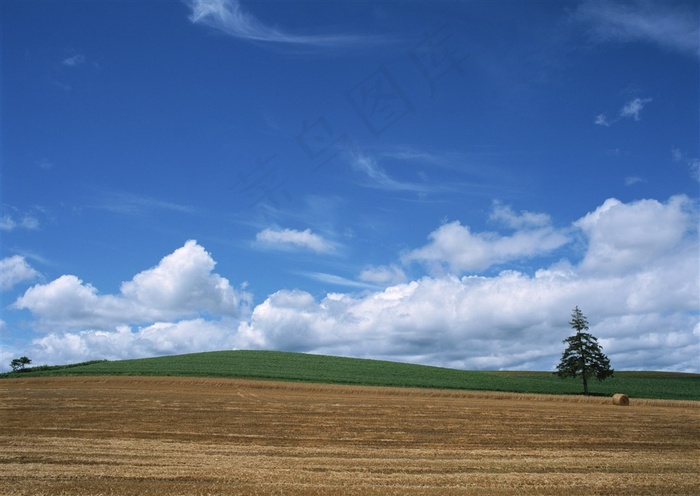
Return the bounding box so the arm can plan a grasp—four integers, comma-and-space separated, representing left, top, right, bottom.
3, 350, 699, 400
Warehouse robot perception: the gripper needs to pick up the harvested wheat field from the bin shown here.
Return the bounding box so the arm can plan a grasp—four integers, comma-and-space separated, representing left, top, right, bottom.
1, 377, 699, 495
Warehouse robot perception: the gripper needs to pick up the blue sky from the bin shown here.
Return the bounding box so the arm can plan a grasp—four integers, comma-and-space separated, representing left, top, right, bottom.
1, 0, 699, 372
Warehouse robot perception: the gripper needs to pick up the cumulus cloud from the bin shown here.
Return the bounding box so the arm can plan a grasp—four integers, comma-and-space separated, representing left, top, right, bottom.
13, 240, 251, 330
186, 0, 388, 48
256, 227, 336, 253
575, 0, 700, 58
1, 256, 41, 291
14, 275, 126, 328
574, 195, 696, 275
403, 203, 569, 273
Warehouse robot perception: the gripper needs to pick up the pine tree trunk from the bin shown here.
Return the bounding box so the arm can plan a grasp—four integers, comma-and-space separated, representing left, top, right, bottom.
582, 374, 589, 395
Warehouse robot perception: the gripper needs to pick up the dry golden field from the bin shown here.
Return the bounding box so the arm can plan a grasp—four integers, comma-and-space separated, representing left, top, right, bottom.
1, 376, 698, 495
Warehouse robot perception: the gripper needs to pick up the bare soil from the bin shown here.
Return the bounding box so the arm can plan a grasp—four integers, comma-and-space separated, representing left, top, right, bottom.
1, 376, 698, 495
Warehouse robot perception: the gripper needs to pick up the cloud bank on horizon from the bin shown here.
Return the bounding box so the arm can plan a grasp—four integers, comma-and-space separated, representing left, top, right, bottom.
4, 195, 698, 372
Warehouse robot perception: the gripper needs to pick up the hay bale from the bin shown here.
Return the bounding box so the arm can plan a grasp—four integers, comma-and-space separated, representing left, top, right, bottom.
612, 393, 629, 406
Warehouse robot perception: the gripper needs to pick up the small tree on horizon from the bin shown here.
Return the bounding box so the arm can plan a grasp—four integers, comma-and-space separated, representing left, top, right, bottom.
10, 356, 32, 372
556, 306, 613, 395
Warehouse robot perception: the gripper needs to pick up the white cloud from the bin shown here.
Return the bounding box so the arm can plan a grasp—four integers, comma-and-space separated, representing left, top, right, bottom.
256, 227, 335, 253
576, 0, 700, 58
120, 240, 247, 317
186, 0, 388, 48
236, 289, 334, 352
13, 240, 251, 330
14, 275, 125, 328
574, 195, 696, 275
620, 97, 652, 121
403, 204, 569, 274
0, 256, 41, 291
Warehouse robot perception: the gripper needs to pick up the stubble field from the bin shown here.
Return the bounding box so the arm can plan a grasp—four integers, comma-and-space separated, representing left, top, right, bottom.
1, 376, 698, 495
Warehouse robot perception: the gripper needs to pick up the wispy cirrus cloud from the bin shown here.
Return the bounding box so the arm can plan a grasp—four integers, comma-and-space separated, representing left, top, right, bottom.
575, 0, 700, 58
94, 192, 197, 216
185, 0, 391, 49
349, 152, 441, 195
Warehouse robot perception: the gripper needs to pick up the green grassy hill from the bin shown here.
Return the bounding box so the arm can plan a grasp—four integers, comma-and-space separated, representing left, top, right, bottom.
3, 350, 699, 401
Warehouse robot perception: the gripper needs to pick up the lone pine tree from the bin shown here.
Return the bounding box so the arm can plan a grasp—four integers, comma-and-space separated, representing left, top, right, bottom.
556, 306, 613, 395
